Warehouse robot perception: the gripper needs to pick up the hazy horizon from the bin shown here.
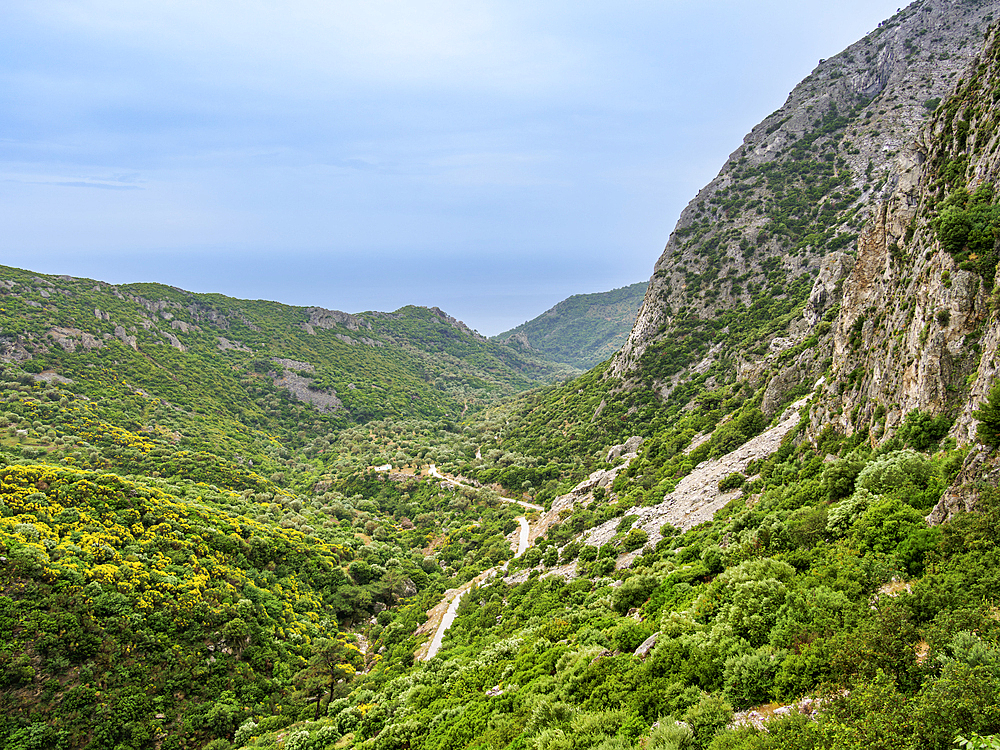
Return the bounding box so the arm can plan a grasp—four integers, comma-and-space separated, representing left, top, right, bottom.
2, 0, 907, 335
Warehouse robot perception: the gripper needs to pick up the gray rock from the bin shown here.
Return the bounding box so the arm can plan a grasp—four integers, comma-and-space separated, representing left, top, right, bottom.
306, 307, 371, 332
804, 252, 855, 328
927, 446, 999, 526
607, 436, 645, 462
217, 337, 250, 352
114, 325, 137, 350
273, 372, 344, 413
634, 632, 659, 659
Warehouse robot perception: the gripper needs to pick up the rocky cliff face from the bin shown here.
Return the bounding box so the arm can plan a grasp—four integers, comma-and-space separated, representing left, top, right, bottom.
817, 27, 1000, 450
611, 0, 999, 395
605, 0, 1000, 463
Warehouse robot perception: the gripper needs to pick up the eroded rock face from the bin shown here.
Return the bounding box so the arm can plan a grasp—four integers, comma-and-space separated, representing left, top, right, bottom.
161, 331, 185, 352
634, 633, 659, 659
272, 357, 314, 372
306, 307, 370, 332
114, 325, 138, 351
528, 442, 644, 545
761, 367, 809, 418
819, 198, 971, 437
927, 445, 1000, 526
49, 327, 103, 353
607, 436, 644, 462
610, 0, 997, 384
272, 371, 344, 413
217, 337, 250, 352
804, 252, 855, 328
170, 320, 198, 334
269, 358, 344, 411
0, 336, 32, 363
596, 4, 1000, 534
793, 24, 1000, 452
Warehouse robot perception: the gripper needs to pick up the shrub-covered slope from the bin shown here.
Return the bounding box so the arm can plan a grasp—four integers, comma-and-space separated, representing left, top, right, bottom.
0, 463, 358, 749
467, 0, 1000, 491
0, 266, 572, 461
237, 413, 1000, 750
494, 282, 647, 370
0, 365, 528, 749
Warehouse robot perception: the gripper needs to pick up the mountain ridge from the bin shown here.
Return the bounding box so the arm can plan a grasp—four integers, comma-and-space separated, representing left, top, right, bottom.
0, 264, 575, 454
612, 0, 997, 385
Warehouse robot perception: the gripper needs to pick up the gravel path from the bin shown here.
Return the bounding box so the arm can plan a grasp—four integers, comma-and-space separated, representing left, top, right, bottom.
418, 467, 534, 661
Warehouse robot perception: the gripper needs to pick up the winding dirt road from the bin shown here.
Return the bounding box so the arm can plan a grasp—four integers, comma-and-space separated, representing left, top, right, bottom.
417, 465, 539, 660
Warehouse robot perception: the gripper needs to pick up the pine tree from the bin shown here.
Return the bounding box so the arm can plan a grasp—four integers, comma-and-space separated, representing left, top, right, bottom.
974, 381, 1000, 446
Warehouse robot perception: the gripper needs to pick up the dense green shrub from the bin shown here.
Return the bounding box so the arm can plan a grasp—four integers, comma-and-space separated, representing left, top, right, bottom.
849, 495, 927, 556
898, 409, 952, 452
684, 694, 734, 750
648, 719, 694, 750
621, 528, 650, 552
723, 646, 786, 708
934, 184, 1000, 289
718, 473, 746, 492
613, 574, 659, 614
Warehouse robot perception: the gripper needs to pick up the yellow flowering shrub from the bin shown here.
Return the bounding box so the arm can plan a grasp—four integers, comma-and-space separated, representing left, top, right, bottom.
0, 463, 356, 749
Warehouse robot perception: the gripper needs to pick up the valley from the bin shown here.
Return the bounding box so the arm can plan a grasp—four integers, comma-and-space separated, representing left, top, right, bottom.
7, 2, 1000, 750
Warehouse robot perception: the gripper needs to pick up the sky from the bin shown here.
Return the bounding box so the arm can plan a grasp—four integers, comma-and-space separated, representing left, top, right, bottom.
1, 0, 908, 335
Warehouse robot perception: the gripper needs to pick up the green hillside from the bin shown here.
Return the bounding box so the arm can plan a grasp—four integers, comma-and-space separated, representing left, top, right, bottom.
0, 265, 573, 463
0, 370, 524, 749
8, 3, 1000, 750
494, 282, 647, 370
244, 441, 1000, 750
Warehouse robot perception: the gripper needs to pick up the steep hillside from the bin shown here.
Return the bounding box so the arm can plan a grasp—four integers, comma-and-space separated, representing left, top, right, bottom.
613, 0, 996, 392
811, 11, 1000, 515
476, 0, 1000, 476
494, 282, 647, 370
0, 268, 571, 750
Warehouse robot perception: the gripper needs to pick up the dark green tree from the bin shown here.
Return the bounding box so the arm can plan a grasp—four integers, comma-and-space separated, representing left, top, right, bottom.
974, 381, 1000, 447
294, 636, 364, 720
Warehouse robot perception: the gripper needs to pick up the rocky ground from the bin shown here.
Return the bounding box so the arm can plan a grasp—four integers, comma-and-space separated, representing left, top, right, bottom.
585, 396, 812, 551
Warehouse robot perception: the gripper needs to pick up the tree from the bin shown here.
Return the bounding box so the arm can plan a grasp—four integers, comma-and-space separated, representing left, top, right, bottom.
898, 409, 952, 451
294, 635, 364, 720
975, 381, 1000, 447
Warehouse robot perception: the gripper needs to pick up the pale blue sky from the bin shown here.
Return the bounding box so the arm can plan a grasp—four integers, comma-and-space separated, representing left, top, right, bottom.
2, 1, 906, 334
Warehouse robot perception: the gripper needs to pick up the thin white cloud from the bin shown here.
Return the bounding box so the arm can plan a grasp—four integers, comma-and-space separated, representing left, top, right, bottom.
18, 0, 582, 95
1, 169, 144, 189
